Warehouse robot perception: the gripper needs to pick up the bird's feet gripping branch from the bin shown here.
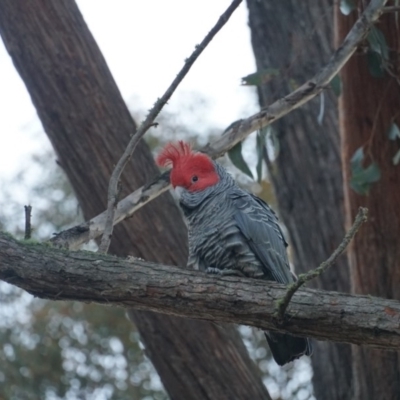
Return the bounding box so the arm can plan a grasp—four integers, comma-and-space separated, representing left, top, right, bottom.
156, 141, 312, 366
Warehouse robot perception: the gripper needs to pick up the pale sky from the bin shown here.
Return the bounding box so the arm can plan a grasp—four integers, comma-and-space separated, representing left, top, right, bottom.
0, 0, 258, 180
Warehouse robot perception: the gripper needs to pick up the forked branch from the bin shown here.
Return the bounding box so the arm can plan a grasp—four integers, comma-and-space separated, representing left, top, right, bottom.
276, 207, 369, 320
53, 0, 387, 251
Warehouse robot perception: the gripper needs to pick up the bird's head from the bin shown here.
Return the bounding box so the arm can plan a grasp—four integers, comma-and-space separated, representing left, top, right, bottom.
156, 141, 220, 207
156, 141, 219, 191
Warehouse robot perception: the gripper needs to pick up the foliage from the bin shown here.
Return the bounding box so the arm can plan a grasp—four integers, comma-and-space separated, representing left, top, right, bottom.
350, 147, 381, 195
366, 26, 389, 78
0, 290, 166, 400
330, 75, 342, 97
339, 0, 356, 16
228, 141, 254, 179
241, 69, 280, 86
387, 123, 400, 165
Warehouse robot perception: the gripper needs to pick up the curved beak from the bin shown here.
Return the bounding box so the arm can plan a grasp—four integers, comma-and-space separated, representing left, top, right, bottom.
174, 186, 185, 200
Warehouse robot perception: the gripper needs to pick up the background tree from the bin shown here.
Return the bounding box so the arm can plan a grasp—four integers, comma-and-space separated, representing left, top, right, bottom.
336, 3, 400, 399
245, 1, 352, 399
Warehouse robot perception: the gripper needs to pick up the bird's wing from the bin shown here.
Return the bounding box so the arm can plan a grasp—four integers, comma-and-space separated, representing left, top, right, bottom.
232, 190, 293, 284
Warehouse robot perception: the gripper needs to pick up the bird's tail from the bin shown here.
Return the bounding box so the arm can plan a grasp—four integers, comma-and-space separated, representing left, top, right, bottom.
265, 331, 312, 366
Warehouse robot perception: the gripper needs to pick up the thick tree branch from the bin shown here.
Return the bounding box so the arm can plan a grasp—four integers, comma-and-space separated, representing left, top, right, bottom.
51, 0, 387, 251
276, 207, 368, 319
99, 0, 243, 253
2, 232, 399, 350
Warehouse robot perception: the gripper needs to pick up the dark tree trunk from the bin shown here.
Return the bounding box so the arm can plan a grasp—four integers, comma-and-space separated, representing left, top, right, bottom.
0, 1, 271, 399
335, 4, 400, 400
246, 1, 353, 399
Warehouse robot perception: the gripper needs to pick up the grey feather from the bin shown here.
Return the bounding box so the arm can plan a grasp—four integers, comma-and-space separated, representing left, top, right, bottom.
178, 162, 312, 365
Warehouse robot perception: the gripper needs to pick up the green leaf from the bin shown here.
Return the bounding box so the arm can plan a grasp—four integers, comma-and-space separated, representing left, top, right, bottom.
367, 51, 385, 78
340, 0, 356, 15
367, 27, 389, 61
351, 147, 364, 168
393, 149, 400, 165
228, 142, 253, 179
241, 68, 280, 86
366, 27, 389, 78
266, 126, 280, 160
256, 128, 268, 182
330, 74, 342, 97
387, 123, 400, 140
350, 147, 381, 195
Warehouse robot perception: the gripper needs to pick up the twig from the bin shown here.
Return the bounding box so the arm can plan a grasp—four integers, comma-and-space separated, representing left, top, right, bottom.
98, 0, 243, 253
24, 205, 32, 240
52, 0, 386, 251
275, 207, 369, 321
203, 0, 387, 158
382, 6, 400, 13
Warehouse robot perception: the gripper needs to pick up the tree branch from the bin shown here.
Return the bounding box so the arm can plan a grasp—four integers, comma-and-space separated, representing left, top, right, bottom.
276, 207, 368, 320
99, 0, 243, 253
2, 232, 400, 350
24, 205, 32, 240
382, 6, 400, 13
51, 0, 387, 251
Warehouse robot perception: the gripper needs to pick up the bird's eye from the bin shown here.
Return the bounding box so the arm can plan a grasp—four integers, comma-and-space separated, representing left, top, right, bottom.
191, 175, 198, 183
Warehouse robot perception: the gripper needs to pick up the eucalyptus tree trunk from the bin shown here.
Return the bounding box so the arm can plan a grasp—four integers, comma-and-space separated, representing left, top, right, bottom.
335, 4, 400, 399
0, 1, 271, 399
246, 1, 352, 399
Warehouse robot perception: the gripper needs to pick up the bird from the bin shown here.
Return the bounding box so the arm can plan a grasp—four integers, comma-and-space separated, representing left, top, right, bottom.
156, 140, 312, 366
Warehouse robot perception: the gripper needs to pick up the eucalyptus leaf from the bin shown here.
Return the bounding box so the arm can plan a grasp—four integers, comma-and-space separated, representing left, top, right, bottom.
350, 147, 381, 195
393, 149, 400, 165
266, 126, 280, 160
330, 74, 342, 97
387, 123, 400, 140
367, 26, 389, 61
351, 147, 365, 168
241, 68, 280, 86
256, 128, 268, 182
340, 0, 356, 15
367, 51, 384, 78
228, 142, 253, 179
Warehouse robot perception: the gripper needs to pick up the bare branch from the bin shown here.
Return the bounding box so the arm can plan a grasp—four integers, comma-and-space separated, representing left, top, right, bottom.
98, 0, 243, 253
51, 172, 171, 249
203, 0, 387, 158
276, 207, 369, 320
382, 6, 400, 13
52, 0, 387, 251
2, 232, 400, 350
24, 205, 32, 240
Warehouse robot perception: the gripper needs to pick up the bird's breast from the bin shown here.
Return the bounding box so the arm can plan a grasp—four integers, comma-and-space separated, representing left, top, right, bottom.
187, 209, 263, 278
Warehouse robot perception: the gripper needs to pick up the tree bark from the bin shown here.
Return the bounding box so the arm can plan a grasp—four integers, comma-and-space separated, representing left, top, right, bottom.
246, 1, 353, 399
0, 1, 271, 399
2, 232, 400, 349
335, 4, 400, 399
